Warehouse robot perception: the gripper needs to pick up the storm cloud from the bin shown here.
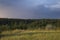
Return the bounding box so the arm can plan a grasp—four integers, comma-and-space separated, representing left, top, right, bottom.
0, 0, 60, 19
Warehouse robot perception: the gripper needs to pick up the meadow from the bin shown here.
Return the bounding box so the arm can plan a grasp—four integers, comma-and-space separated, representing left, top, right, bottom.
0, 19, 60, 40
1, 30, 60, 40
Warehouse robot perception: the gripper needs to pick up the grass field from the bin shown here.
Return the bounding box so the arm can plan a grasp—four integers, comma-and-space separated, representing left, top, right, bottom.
1, 30, 60, 40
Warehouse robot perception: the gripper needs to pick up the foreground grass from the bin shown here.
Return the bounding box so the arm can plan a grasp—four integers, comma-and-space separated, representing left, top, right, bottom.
1, 30, 60, 40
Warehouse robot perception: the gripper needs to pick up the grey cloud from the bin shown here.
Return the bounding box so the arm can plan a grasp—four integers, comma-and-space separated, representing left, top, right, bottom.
0, 0, 60, 19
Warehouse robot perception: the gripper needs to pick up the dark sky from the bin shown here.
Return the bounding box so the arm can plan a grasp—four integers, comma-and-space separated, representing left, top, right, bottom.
0, 0, 60, 19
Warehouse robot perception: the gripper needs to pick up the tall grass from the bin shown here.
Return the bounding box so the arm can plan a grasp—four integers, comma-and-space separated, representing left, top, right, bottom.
1, 30, 60, 40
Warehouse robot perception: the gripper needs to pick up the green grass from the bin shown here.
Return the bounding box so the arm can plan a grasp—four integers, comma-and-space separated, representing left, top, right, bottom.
1, 30, 60, 40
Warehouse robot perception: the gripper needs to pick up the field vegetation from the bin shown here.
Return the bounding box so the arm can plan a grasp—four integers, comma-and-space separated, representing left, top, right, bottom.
0, 18, 60, 40
1, 30, 60, 40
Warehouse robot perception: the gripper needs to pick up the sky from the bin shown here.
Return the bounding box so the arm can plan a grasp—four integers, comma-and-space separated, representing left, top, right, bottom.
0, 0, 60, 19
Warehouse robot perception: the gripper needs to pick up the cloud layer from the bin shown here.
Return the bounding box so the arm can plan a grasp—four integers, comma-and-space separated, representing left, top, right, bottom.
0, 0, 60, 19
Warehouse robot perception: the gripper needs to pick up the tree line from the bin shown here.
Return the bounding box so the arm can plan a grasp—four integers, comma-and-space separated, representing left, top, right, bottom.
0, 18, 60, 31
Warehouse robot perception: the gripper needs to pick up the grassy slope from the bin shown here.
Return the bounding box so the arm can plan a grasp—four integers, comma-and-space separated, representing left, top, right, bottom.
1, 30, 60, 40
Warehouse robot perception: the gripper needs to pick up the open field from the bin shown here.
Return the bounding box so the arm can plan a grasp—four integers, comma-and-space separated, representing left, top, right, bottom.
0, 19, 60, 40
0, 30, 60, 40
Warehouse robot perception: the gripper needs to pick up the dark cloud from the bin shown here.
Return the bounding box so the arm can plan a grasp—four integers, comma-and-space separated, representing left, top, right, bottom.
0, 0, 60, 19
33, 5, 60, 19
